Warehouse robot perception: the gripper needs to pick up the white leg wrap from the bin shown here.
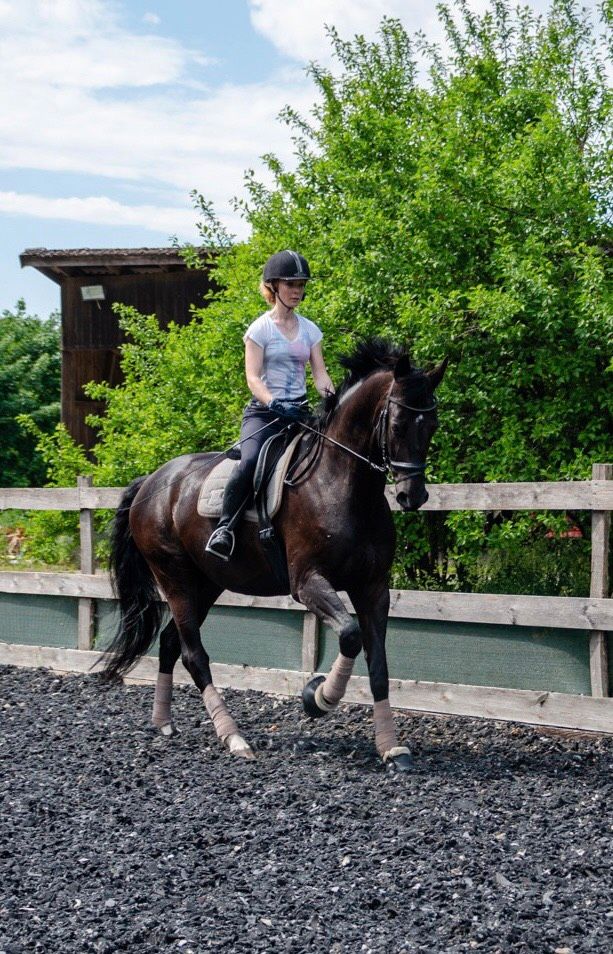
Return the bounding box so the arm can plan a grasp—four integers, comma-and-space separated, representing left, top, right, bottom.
202, 685, 239, 742
382, 746, 412, 762
319, 653, 355, 707
374, 698, 400, 758
152, 672, 173, 728
314, 682, 339, 712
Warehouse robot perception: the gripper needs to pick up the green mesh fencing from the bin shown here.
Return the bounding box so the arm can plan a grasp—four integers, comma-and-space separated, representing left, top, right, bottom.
0, 593, 78, 649
95, 601, 303, 671
318, 618, 592, 695
0, 593, 600, 697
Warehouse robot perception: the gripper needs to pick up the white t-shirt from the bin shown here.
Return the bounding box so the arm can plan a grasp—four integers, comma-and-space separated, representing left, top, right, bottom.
243, 312, 323, 400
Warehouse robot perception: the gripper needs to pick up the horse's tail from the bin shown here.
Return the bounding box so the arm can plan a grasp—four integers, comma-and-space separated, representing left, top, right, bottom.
100, 476, 163, 682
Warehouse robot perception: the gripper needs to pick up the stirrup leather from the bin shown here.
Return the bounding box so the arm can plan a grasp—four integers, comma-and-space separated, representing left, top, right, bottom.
205, 526, 235, 561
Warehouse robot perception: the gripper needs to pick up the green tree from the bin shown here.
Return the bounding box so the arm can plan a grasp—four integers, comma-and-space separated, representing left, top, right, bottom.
0, 300, 60, 486
30, 0, 612, 589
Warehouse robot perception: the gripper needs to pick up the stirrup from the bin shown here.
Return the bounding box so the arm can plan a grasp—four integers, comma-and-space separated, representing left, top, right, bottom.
205, 526, 235, 561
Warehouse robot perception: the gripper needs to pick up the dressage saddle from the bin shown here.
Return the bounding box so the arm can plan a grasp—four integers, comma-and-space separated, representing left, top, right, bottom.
197, 430, 304, 584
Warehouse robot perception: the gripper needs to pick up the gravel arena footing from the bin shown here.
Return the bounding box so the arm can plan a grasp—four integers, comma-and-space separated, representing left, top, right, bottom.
1, 666, 612, 954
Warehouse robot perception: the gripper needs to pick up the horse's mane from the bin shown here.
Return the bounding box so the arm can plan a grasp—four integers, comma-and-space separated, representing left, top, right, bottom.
313, 337, 420, 427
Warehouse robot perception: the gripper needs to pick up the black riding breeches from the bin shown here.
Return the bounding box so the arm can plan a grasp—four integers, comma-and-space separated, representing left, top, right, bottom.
236, 406, 283, 482
216, 397, 306, 527
235, 396, 306, 483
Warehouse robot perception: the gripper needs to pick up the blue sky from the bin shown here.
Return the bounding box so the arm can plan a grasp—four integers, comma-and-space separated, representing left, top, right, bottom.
0, 0, 600, 318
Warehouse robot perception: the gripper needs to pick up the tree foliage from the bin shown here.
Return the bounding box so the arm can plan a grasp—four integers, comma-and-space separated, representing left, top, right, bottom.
28, 0, 612, 588
0, 300, 60, 487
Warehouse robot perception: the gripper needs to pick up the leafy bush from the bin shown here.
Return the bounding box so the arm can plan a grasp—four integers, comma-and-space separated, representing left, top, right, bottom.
0, 300, 60, 487
466, 536, 592, 597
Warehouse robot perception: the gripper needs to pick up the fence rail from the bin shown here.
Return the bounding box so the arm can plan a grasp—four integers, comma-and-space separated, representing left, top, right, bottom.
2, 479, 613, 512
1, 465, 611, 731
1, 570, 612, 631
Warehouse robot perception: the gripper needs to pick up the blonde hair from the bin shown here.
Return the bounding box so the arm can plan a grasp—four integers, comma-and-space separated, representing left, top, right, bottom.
259, 280, 276, 305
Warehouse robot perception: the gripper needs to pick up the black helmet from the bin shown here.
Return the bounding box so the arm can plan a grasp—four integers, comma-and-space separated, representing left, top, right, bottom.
263, 250, 311, 283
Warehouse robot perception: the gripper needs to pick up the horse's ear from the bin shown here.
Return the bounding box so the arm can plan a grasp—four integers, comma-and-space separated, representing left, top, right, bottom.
427, 356, 449, 390
394, 354, 412, 380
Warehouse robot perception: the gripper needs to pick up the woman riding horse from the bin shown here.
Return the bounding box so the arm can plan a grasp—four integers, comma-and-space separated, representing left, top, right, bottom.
205, 250, 334, 561
102, 273, 447, 770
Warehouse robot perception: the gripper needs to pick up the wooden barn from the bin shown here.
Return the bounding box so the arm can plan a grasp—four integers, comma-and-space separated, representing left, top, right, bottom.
20, 247, 216, 453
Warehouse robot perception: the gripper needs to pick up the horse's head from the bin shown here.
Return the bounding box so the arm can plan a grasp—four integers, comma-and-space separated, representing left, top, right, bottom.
384, 355, 448, 512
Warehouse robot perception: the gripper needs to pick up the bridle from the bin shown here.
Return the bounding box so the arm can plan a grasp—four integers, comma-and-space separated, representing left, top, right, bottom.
376, 392, 438, 480
286, 384, 438, 485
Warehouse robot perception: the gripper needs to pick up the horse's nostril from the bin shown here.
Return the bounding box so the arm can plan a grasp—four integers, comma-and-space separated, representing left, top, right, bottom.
397, 486, 428, 512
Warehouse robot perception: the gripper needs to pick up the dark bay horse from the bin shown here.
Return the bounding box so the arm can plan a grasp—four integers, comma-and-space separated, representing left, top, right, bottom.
101, 339, 447, 770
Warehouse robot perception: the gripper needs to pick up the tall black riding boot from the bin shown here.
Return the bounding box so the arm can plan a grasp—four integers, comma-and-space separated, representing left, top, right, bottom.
205, 466, 253, 561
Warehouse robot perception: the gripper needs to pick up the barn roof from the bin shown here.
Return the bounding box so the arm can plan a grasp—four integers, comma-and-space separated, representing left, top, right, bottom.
20, 247, 212, 284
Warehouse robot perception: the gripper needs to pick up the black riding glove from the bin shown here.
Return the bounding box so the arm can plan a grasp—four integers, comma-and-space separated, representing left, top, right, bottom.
267, 399, 308, 422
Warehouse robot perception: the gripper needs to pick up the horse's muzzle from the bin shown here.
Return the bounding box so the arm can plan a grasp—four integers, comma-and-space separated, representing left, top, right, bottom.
396, 482, 429, 512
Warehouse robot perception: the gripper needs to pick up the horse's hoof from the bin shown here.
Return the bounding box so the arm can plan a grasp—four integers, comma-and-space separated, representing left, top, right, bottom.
302, 675, 328, 718
226, 733, 256, 760
158, 721, 178, 737
384, 747, 413, 772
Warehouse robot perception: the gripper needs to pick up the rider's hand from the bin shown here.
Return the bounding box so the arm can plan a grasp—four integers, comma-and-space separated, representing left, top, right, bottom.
267, 399, 308, 422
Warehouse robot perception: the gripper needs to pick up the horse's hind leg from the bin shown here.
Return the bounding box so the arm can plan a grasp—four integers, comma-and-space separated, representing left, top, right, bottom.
158, 573, 255, 760
297, 572, 362, 717
151, 618, 181, 736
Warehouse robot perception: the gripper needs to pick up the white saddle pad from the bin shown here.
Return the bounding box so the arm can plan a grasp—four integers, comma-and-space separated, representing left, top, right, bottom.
197, 433, 302, 523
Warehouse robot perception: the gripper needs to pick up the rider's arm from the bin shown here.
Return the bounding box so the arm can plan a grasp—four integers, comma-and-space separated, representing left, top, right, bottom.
309, 342, 335, 397
245, 339, 274, 405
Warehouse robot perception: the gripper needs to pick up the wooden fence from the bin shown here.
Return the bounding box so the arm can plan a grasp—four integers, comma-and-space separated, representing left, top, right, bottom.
0, 464, 611, 733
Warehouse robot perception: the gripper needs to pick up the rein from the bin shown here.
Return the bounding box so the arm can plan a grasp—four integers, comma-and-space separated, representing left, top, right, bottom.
286, 419, 387, 484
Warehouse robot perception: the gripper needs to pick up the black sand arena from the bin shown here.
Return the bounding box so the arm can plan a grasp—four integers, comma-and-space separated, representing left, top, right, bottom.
1, 665, 612, 953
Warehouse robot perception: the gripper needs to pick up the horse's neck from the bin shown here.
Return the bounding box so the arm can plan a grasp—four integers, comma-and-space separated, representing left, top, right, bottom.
328, 371, 390, 456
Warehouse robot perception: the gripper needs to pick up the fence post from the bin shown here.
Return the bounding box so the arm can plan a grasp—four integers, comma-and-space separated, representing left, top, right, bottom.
77, 475, 95, 651
589, 463, 611, 698
301, 612, 320, 673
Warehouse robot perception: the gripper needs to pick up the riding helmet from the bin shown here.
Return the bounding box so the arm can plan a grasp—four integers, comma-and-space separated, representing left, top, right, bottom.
263, 250, 311, 283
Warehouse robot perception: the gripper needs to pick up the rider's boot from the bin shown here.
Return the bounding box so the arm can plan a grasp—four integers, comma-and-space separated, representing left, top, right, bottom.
205, 467, 253, 562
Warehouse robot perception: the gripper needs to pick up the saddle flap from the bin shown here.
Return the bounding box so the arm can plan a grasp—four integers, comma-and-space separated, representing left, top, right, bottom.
196, 433, 302, 522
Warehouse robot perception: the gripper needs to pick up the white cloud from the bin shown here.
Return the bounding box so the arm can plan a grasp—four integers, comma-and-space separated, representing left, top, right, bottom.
0, 74, 312, 216
248, 0, 413, 62
143, 11, 161, 26
0, 190, 199, 235
248, 0, 597, 63
0, 0, 206, 88
0, 1, 314, 237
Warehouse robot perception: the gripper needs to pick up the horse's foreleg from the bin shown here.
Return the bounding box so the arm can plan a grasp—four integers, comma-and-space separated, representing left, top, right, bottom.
162, 582, 255, 760
297, 572, 361, 717
350, 586, 412, 771
151, 618, 181, 736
